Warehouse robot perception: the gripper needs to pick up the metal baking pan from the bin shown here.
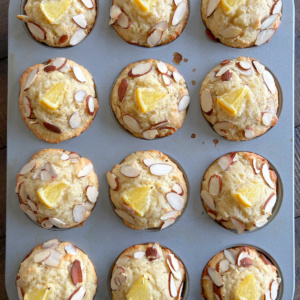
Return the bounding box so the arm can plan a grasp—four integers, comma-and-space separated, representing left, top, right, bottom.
6, 0, 295, 298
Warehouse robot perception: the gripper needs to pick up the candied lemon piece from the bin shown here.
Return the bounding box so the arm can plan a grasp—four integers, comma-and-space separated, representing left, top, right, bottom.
37, 182, 68, 209
122, 186, 151, 216
234, 183, 266, 207
127, 275, 152, 300
217, 86, 250, 116
235, 273, 259, 300
133, 0, 156, 12
40, 82, 67, 111
24, 288, 51, 300
40, 0, 72, 23
136, 87, 168, 113
221, 0, 245, 12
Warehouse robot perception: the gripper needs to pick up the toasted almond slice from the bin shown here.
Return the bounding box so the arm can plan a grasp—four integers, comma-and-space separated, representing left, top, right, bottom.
239, 257, 253, 267
208, 267, 223, 287
208, 175, 222, 195
266, 97, 277, 116
168, 253, 180, 271
160, 210, 178, 220
271, 0, 282, 14
43, 122, 62, 133
73, 204, 86, 223
86, 95, 95, 115
118, 78, 128, 102
122, 114, 142, 133
236, 247, 250, 265
80, 0, 94, 8
106, 171, 119, 190
255, 29, 276, 46
152, 21, 168, 31
252, 60, 265, 74
213, 121, 233, 137
172, 183, 184, 195
173, 71, 183, 83
73, 14, 87, 29
133, 251, 145, 259
34, 249, 51, 263
243, 126, 255, 139
221, 70, 232, 81
25, 209, 37, 222
71, 260, 83, 286
157, 61, 168, 74
86, 186, 98, 203
208, 71, 219, 82
27, 199, 38, 212
84, 201, 94, 211
65, 243, 77, 255
60, 62, 71, 73
24, 67, 39, 91
70, 29, 87, 46
163, 75, 172, 86
201, 89, 213, 115
218, 155, 232, 171
252, 158, 260, 174
43, 239, 59, 250
58, 34, 68, 45
216, 65, 230, 77
20, 161, 36, 175
69, 286, 86, 300
254, 217, 268, 227
178, 95, 190, 111
117, 12, 130, 29
231, 217, 245, 234
235, 66, 253, 76
172, 2, 187, 26
261, 14, 279, 30
44, 65, 56, 73
78, 163, 93, 178
17, 14, 31, 22
263, 193, 276, 214
69, 152, 80, 163
150, 120, 169, 129
111, 267, 127, 291
143, 129, 158, 140
147, 28, 163, 47
44, 162, 58, 178
150, 163, 174, 176
236, 61, 252, 70
219, 27, 242, 38
143, 158, 156, 167
161, 218, 175, 230
49, 217, 69, 228
174, 0, 183, 4
109, 5, 122, 24
120, 165, 141, 178
166, 193, 184, 210
262, 112, 272, 126
270, 279, 279, 300
262, 163, 275, 188
41, 218, 53, 229
23, 97, 32, 118
169, 273, 178, 297
167, 256, 182, 280
73, 66, 86, 82
129, 63, 152, 78
263, 70, 276, 94
224, 249, 236, 265
207, 0, 220, 17
115, 209, 135, 224
216, 259, 230, 274
201, 190, 216, 211
28, 22, 46, 40
75, 90, 86, 102
177, 282, 184, 300
69, 112, 81, 128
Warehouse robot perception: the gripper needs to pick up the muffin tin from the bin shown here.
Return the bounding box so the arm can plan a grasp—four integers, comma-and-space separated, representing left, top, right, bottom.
6, 0, 295, 299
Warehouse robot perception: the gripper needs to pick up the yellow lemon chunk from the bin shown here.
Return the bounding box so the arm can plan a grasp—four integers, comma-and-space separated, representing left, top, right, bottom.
127, 275, 152, 300
122, 186, 151, 216
133, 0, 156, 12
136, 88, 168, 113
24, 288, 51, 300
40, 82, 67, 111
37, 182, 68, 209
217, 86, 250, 116
234, 184, 266, 208
235, 273, 259, 300
40, 0, 72, 23
221, 0, 245, 12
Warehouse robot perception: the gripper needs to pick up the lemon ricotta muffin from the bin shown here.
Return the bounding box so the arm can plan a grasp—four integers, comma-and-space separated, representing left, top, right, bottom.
202, 246, 281, 300
106, 150, 188, 230
16, 239, 97, 300
109, 0, 189, 47
111, 59, 190, 139
16, 149, 99, 229
110, 242, 187, 299
200, 57, 278, 141
18, 0, 97, 47
19, 58, 98, 143
201, 0, 282, 48
201, 152, 278, 233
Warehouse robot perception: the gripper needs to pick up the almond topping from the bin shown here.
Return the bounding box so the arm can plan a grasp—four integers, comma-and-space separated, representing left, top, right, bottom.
70, 29, 87, 46
73, 14, 87, 29
169, 273, 178, 297
118, 78, 128, 102
208, 175, 222, 195
147, 28, 163, 47
69, 286, 86, 300
160, 210, 178, 220
27, 22, 46, 40
172, 183, 184, 195
43, 122, 62, 134
206, 0, 220, 17
161, 218, 175, 230
75, 90, 86, 102
117, 12, 130, 29
150, 163, 173, 176
86, 95, 95, 115
20, 161, 36, 175
128, 63, 152, 78
106, 171, 119, 190
24, 67, 39, 91
261, 14, 279, 30
111, 267, 127, 291
73, 66, 86, 82
201, 190, 216, 211
120, 165, 142, 178
69, 112, 81, 128
271, 0, 282, 14
263, 193, 276, 214
262, 163, 276, 189
173, 71, 183, 83
201, 89, 213, 115
178, 95, 190, 111
230, 217, 245, 234
80, 0, 94, 9
218, 155, 232, 171
219, 27, 242, 38
143, 129, 158, 140
243, 126, 255, 139
122, 114, 142, 133
73, 204, 86, 223
263, 70, 277, 94
216, 259, 230, 274
208, 267, 223, 287
86, 186, 98, 203
52, 57, 67, 70
157, 61, 168, 74
252, 60, 265, 74
252, 158, 260, 174
114, 209, 135, 224
172, 2, 187, 25
224, 249, 236, 264
255, 29, 276, 46
78, 163, 93, 178
71, 260, 83, 286
166, 192, 185, 210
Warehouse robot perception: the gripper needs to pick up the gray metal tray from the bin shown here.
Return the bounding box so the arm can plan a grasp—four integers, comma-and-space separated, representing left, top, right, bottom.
6, 0, 295, 299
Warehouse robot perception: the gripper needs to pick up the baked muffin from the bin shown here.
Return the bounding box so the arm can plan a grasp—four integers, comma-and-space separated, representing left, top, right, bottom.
201, 246, 281, 300
111, 59, 190, 139
16, 149, 99, 229
200, 57, 278, 141
106, 150, 188, 230
16, 239, 97, 300
201, 152, 278, 233
19, 58, 98, 143
109, 0, 189, 47
18, 0, 97, 47
110, 242, 187, 299
201, 0, 282, 48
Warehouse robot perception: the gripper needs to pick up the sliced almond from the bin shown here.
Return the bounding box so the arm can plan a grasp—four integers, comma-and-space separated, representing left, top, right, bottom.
25, 209, 37, 222
111, 267, 127, 291
174, 0, 183, 5
73, 204, 86, 223
106, 171, 119, 190
263, 70, 277, 94
235, 66, 253, 76
150, 163, 174, 176
231, 217, 245, 234
172, 183, 184, 195
69, 111, 81, 129
69, 286, 86, 300
24, 67, 39, 91
218, 155, 232, 171
73, 14, 87, 29
266, 97, 277, 116
252, 158, 260, 174
239, 257, 253, 267
166, 193, 184, 210
271, 0, 282, 14
49, 217, 69, 228
27, 22, 46, 40
78, 163, 93, 178
122, 114, 142, 133
265, 291, 272, 300
143, 129, 158, 140
255, 29, 276, 46
18, 183, 27, 203
157, 61, 168, 74
221, 70, 232, 81
120, 165, 141, 178
262, 112, 272, 126
254, 217, 268, 227
143, 159, 156, 167
201, 190, 216, 211
147, 28, 163, 47
219, 27, 242, 38
20, 161, 36, 175
168, 254, 180, 271
207, 0, 220, 17
73, 66, 86, 82
69, 152, 80, 163
208, 267, 223, 287
43, 239, 60, 250
163, 75, 172, 86
86, 95, 95, 115
263, 193, 276, 214
213, 121, 233, 137
252, 60, 265, 74
44, 162, 58, 178
216, 65, 230, 77
236, 247, 250, 265
17, 286, 23, 300
261, 14, 279, 30
41, 218, 53, 229
151, 21, 168, 31
133, 251, 145, 259
167, 255, 182, 280
23, 97, 32, 118
70, 29, 87, 46
44, 65, 56, 73
262, 163, 276, 189
201, 89, 213, 115
161, 218, 175, 230
208, 175, 222, 195
65, 243, 77, 255
177, 283, 184, 300
34, 249, 51, 263
216, 259, 230, 274
86, 186, 98, 203
160, 210, 178, 220
236, 61, 252, 70
71, 260, 83, 286
118, 78, 128, 102
117, 12, 130, 29
84, 201, 94, 211
173, 71, 183, 83
75, 90, 86, 102
270, 279, 279, 300
169, 273, 178, 297
150, 120, 169, 129
60, 62, 71, 73
80, 0, 94, 8
178, 95, 190, 112
115, 209, 135, 224
58, 34, 68, 45
128, 63, 152, 78
172, 2, 187, 26
243, 126, 255, 139
223, 249, 236, 265
43, 122, 62, 133
27, 199, 38, 212
109, 5, 122, 25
